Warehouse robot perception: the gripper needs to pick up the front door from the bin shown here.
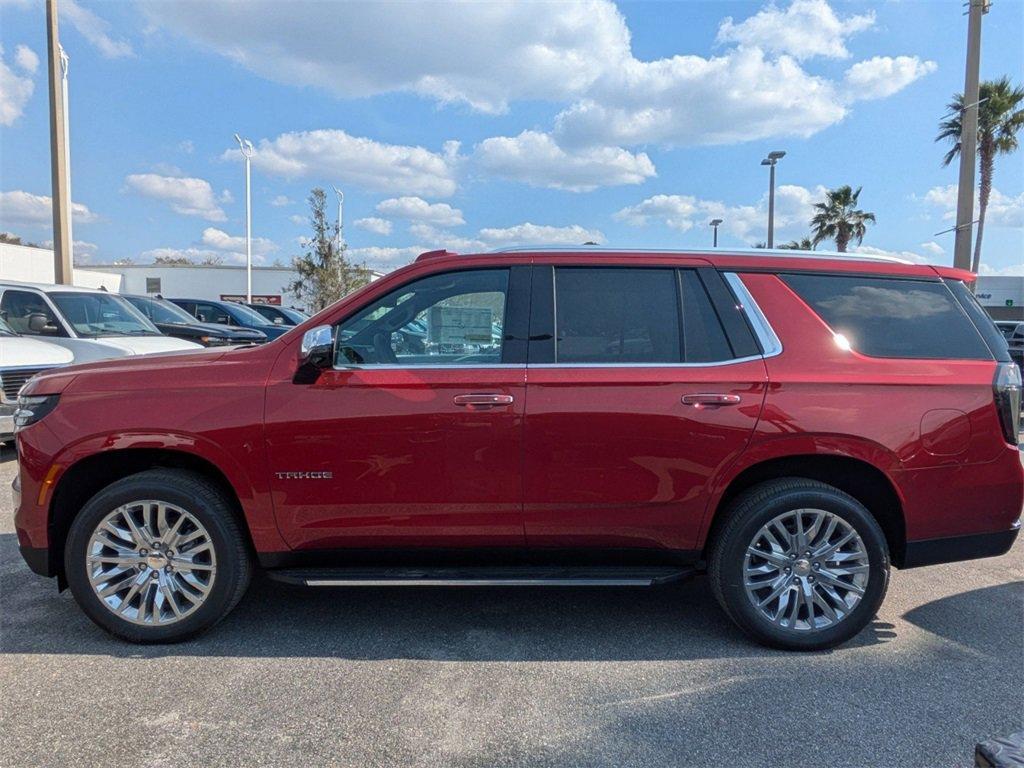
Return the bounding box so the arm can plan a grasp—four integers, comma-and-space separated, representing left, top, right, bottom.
522, 265, 767, 553
264, 266, 529, 550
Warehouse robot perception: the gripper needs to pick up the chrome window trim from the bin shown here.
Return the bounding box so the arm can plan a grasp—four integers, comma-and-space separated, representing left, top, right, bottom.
489, 245, 912, 264
723, 272, 783, 358
527, 355, 764, 369
332, 363, 526, 371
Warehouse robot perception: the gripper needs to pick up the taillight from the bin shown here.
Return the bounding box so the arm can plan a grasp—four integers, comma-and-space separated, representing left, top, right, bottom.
993, 362, 1022, 444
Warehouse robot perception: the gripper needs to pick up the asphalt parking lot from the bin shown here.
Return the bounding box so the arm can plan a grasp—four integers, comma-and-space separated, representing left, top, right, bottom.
0, 447, 1021, 768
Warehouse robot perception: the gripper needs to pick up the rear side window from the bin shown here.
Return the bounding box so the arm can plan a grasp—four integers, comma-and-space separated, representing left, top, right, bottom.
782, 274, 991, 360
554, 268, 680, 363
680, 271, 734, 362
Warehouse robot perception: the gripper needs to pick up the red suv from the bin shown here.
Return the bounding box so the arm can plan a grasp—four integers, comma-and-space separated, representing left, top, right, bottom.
12, 249, 1022, 650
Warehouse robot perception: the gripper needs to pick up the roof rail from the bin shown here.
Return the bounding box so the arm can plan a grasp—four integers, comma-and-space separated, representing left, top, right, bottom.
415, 249, 458, 262
486, 245, 913, 264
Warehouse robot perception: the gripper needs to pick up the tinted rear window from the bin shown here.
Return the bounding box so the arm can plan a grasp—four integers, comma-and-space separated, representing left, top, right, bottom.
782, 274, 991, 360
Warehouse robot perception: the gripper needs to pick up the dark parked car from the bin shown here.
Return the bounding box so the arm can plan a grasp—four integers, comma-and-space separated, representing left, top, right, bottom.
244, 303, 308, 326
168, 298, 290, 340
13, 248, 1022, 650
123, 295, 267, 346
995, 321, 1024, 370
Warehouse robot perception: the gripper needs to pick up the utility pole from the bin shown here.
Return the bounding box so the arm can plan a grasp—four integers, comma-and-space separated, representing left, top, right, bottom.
710, 219, 723, 248
46, 0, 73, 284
953, 0, 989, 272
761, 151, 786, 249
234, 134, 254, 302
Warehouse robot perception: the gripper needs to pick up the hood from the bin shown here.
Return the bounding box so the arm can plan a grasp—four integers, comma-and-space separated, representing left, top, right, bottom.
157, 321, 267, 340
0, 336, 75, 368
83, 335, 203, 355
22, 345, 231, 396
253, 324, 289, 340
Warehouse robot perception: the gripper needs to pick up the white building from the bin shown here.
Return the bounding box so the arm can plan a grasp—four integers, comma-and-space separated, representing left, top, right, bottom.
975, 276, 1024, 320
0, 242, 383, 309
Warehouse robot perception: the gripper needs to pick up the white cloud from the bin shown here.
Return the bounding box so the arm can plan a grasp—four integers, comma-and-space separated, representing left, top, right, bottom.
0, 44, 36, 126
144, 0, 630, 114
348, 245, 427, 266
124, 174, 227, 221
41, 238, 99, 262
139, 247, 232, 265
922, 184, 1024, 227
0, 189, 97, 226
615, 185, 825, 243
14, 45, 38, 74
353, 217, 392, 236
979, 263, 1024, 277
269, 195, 292, 207
62, 0, 134, 59
375, 197, 464, 226
179, 140, 194, 154
843, 56, 937, 101
227, 130, 460, 198
475, 130, 655, 191
717, 0, 875, 60
920, 241, 945, 257
200, 227, 278, 257
478, 222, 605, 246
288, 214, 306, 226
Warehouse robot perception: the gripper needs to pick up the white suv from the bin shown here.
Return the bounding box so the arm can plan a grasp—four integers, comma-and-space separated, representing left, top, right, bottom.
0, 281, 201, 362
0, 317, 74, 440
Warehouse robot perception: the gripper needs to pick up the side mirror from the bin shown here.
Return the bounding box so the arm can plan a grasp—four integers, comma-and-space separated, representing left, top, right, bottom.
299, 325, 333, 370
27, 313, 49, 333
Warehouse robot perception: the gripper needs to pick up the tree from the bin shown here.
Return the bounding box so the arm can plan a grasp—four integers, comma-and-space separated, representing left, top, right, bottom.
810, 186, 875, 252
937, 76, 1024, 273
778, 237, 814, 250
153, 254, 192, 265
288, 188, 372, 312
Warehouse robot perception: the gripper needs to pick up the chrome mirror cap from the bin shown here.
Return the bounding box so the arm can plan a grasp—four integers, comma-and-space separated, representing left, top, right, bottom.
299, 325, 333, 368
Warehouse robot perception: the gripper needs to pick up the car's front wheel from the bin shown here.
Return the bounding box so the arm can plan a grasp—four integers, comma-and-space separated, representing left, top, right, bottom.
64, 469, 252, 643
709, 478, 890, 651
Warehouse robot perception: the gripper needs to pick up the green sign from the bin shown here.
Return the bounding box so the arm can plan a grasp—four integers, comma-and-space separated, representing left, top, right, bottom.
1007, 299, 1014, 307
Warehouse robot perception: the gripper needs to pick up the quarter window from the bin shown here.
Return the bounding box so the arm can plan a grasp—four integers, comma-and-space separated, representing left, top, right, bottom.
336, 269, 509, 366
782, 274, 990, 360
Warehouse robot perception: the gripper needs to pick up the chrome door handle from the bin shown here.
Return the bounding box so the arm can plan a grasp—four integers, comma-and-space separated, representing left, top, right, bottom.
453, 393, 514, 408
681, 393, 742, 407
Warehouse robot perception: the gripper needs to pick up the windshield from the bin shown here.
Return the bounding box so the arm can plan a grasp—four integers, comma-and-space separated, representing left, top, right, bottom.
50, 292, 161, 338
126, 295, 198, 325
0, 317, 15, 336
229, 302, 276, 327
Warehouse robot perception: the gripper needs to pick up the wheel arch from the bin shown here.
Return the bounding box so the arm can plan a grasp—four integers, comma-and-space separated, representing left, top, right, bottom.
703, 453, 907, 567
48, 448, 256, 587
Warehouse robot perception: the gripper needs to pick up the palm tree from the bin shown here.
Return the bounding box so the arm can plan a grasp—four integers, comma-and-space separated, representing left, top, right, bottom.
937, 77, 1024, 273
778, 237, 814, 250
810, 186, 875, 252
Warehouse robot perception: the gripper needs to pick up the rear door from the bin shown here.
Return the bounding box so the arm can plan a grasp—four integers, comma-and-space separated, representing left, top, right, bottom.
522, 264, 768, 553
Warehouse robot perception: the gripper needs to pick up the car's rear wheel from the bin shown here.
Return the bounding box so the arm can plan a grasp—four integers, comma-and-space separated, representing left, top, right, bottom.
709, 478, 890, 651
65, 469, 251, 643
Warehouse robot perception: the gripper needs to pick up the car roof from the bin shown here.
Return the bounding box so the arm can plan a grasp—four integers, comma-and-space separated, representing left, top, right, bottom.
412, 247, 975, 282
0, 279, 116, 294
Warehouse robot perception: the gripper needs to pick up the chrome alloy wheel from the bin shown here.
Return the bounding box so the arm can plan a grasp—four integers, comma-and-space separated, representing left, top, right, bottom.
743, 508, 870, 632
85, 500, 217, 626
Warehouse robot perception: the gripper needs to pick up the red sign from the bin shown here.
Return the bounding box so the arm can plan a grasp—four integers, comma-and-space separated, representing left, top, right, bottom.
220, 294, 282, 305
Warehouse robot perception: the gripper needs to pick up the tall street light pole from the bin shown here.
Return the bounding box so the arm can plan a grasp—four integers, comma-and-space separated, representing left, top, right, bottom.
332, 186, 345, 250
710, 219, 723, 248
953, 0, 990, 272
46, 0, 73, 284
760, 151, 786, 249
234, 134, 254, 302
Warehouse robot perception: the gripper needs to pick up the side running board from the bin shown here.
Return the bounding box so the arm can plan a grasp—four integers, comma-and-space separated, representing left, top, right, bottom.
264, 565, 695, 587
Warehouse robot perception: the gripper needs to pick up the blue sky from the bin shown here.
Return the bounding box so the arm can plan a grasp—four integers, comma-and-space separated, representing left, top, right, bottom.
1, 0, 1022, 274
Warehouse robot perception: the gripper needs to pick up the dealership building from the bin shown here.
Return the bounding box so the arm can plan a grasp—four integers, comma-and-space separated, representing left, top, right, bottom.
0, 242, 382, 308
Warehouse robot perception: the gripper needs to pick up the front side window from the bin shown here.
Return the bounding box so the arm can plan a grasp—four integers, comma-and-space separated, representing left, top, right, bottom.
0, 290, 67, 337
554, 267, 681, 364
336, 269, 508, 366
194, 302, 233, 325
782, 274, 990, 360
49, 292, 160, 338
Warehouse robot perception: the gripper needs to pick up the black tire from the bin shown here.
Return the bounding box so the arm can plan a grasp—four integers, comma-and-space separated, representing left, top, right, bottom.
64, 469, 252, 643
709, 477, 890, 651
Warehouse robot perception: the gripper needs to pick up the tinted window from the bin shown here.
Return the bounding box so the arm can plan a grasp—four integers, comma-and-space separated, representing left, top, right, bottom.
194, 302, 232, 325
782, 274, 990, 360
681, 271, 734, 362
554, 268, 680, 363
944, 279, 1011, 362
336, 269, 508, 366
0, 290, 66, 337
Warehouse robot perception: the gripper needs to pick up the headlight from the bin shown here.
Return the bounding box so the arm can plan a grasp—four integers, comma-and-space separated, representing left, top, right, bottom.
14, 394, 60, 431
